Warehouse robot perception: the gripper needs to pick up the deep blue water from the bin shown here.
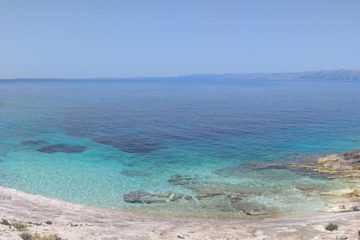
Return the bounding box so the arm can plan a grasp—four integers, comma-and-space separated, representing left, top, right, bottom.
0, 78, 359, 218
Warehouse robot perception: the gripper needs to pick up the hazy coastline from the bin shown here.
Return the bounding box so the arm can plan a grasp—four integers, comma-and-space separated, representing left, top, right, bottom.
1, 69, 360, 82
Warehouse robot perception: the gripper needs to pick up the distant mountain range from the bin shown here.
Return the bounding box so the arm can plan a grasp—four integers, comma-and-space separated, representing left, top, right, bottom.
181, 70, 360, 81
4, 70, 360, 81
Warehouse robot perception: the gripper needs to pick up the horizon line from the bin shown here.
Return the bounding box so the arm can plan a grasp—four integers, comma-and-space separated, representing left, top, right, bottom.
1, 69, 360, 81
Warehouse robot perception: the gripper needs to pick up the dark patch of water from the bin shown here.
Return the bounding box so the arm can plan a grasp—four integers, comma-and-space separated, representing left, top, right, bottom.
21, 140, 47, 146
94, 136, 162, 154
121, 170, 150, 177
37, 144, 86, 154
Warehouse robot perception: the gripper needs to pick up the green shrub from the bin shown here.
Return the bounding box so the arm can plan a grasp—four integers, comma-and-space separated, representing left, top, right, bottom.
20, 233, 33, 240
325, 223, 338, 231
20, 232, 62, 240
1, 219, 10, 226
1, 220, 28, 231
12, 222, 28, 231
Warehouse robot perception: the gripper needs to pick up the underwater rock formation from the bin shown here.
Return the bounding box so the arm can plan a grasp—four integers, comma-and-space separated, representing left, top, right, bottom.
168, 174, 249, 200
37, 144, 86, 154
168, 174, 196, 186
94, 136, 162, 154
215, 150, 360, 179
166, 174, 269, 215
124, 149, 360, 216
213, 162, 324, 179
121, 170, 150, 177
21, 140, 47, 146
123, 191, 193, 204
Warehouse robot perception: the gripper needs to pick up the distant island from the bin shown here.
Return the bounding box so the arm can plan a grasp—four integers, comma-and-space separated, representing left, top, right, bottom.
185, 69, 360, 81
4, 69, 360, 81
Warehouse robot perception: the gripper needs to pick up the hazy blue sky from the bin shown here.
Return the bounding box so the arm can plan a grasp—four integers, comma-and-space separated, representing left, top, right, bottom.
1, 0, 359, 78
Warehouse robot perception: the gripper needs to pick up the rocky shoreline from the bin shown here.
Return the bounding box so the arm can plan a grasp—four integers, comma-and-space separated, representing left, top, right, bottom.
1, 185, 360, 240
1, 149, 360, 239
121, 150, 360, 218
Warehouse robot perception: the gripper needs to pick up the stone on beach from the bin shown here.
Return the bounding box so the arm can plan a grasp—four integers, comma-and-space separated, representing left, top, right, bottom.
336, 235, 348, 240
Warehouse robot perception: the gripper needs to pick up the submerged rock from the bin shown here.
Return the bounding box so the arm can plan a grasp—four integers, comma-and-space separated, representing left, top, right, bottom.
123, 191, 193, 204
123, 191, 146, 203
215, 149, 360, 180
213, 162, 312, 176
295, 186, 320, 192
21, 140, 47, 146
214, 162, 324, 179
196, 189, 224, 200
230, 198, 269, 216
184, 196, 193, 201
94, 136, 161, 154
168, 175, 260, 202
243, 163, 290, 171
37, 144, 86, 154
168, 174, 276, 216
168, 174, 195, 185
121, 170, 150, 177
244, 209, 268, 216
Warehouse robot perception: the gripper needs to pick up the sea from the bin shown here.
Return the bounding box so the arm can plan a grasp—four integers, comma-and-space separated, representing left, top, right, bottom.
0, 77, 359, 218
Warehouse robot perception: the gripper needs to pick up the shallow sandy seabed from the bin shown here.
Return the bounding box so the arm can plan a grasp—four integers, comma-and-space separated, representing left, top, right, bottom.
1, 186, 360, 240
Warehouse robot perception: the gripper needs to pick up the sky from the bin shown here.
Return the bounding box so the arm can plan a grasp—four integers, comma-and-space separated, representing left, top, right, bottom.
0, 0, 360, 78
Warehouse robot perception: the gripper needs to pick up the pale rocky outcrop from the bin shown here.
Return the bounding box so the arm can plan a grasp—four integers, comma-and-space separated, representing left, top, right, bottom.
317, 150, 360, 176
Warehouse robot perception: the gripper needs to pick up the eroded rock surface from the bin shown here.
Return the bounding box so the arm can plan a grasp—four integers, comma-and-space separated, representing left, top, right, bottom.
317, 150, 360, 176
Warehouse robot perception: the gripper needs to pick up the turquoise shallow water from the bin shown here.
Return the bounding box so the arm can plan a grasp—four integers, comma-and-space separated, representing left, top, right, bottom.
0, 78, 360, 218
